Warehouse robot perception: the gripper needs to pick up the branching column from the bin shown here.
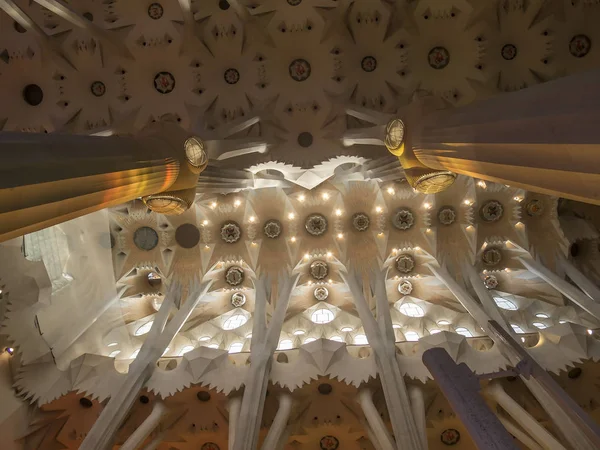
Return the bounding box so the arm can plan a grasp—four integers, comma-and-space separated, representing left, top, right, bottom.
412, 69, 600, 204
342, 268, 423, 450
120, 401, 169, 450
232, 273, 299, 450
80, 280, 213, 450
430, 264, 600, 449
260, 394, 293, 450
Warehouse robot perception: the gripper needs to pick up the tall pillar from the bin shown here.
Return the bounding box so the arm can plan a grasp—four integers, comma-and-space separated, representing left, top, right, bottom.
0, 122, 206, 242
80, 279, 212, 450
484, 383, 566, 450
558, 256, 600, 302
228, 396, 242, 450
260, 394, 293, 450
429, 264, 600, 449
120, 401, 168, 450
496, 415, 543, 450
408, 386, 427, 450
422, 348, 520, 450
357, 389, 395, 450
410, 69, 600, 204
518, 257, 600, 320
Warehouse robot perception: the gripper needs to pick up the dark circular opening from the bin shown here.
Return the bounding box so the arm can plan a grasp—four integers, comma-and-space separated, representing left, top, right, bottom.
197, 391, 211, 402
218, 0, 230, 10
276, 353, 289, 363
13, 21, 26, 33
175, 223, 200, 248
23, 84, 43, 106
318, 383, 333, 395
133, 227, 159, 251
506, 376, 517, 382
83, 12, 93, 21
79, 397, 93, 408
297, 132, 313, 148
570, 243, 580, 258
568, 367, 582, 379
139, 395, 150, 404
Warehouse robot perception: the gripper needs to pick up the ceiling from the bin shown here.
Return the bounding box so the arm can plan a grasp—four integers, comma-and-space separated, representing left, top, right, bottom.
2, 0, 600, 449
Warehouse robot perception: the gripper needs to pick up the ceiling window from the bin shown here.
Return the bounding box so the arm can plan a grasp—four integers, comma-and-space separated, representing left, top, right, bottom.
278, 339, 293, 350
404, 331, 419, 342
179, 345, 195, 356
311, 308, 335, 324
135, 321, 154, 336
532, 322, 547, 329
511, 324, 525, 334
303, 337, 317, 344
229, 342, 244, 353
223, 314, 248, 330
354, 334, 368, 345
455, 327, 473, 337
398, 302, 425, 317
330, 336, 343, 342
494, 297, 518, 311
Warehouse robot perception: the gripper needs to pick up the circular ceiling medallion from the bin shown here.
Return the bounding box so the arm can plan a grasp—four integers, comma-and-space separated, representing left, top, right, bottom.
147, 3, 164, 20
310, 260, 329, 280
79, 397, 93, 408
297, 132, 313, 147
218, 0, 230, 10
305, 214, 328, 236
480, 200, 504, 222
224, 68, 240, 85
441, 428, 460, 446
318, 383, 332, 395
395, 254, 415, 274
175, 223, 200, 248
23, 84, 43, 106
482, 248, 502, 266
313, 286, 329, 301
384, 118, 405, 151
143, 194, 190, 215
133, 227, 159, 251
568, 367, 583, 379
428, 47, 450, 69
287, 0, 302, 5
264, 220, 282, 239
184, 137, 207, 168
221, 222, 242, 244
352, 213, 370, 232
90, 81, 106, 97
501, 44, 517, 60
361, 56, 378, 72
525, 199, 544, 217
398, 280, 413, 295
320, 436, 339, 450
225, 266, 244, 286
154, 72, 175, 94
438, 207, 456, 225
197, 391, 211, 402
201, 443, 220, 450
289, 58, 311, 82
392, 208, 415, 230
570, 34, 591, 58
483, 274, 498, 290
231, 292, 246, 307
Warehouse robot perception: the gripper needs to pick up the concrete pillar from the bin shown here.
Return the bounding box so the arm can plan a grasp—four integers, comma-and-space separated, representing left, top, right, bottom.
484, 383, 565, 450
422, 348, 519, 450
261, 394, 293, 450
412, 69, 600, 204
120, 401, 168, 450
357, 389, 395, 450
519, 257, 600, 320
228, 396, 242, 450
496, 414, 543, 450
408, 385, 427, 450
559, 256, 600, 303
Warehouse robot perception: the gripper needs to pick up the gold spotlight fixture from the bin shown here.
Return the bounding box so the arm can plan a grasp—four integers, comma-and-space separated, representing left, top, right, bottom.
385, 118, 456, 194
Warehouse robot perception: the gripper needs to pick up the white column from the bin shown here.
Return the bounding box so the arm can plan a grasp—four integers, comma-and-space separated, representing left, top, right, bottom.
519, 257, 600, 320
484, 383, 565, 450
463, 262, 510, 329
261, 394, 293, 450
408, 386, 427, 450
559, 256, 600, 302
496, 415, 543, 450
357, 389, 395, 450
120, 401, 168, 450
228, 395, 242, 450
